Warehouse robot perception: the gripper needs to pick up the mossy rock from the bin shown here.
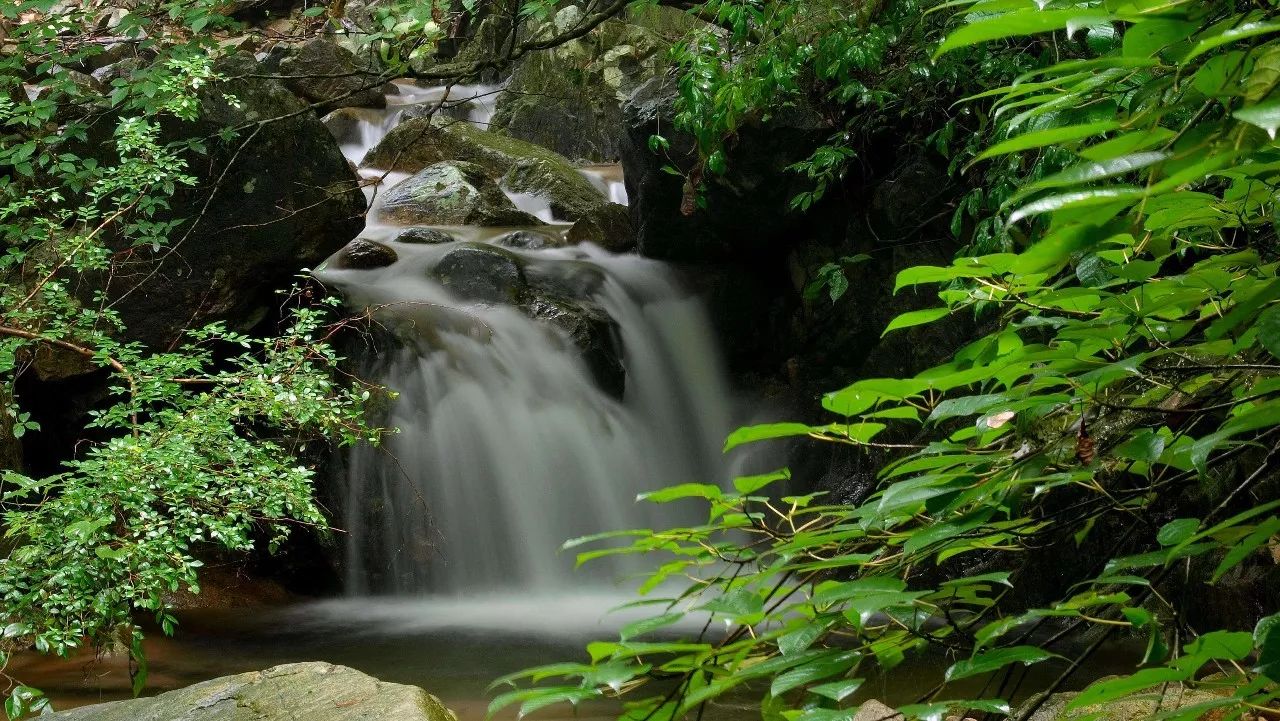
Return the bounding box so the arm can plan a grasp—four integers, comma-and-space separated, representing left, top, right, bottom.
45, 662, 458, 721
362, 117, 608, 221
377, 161, 543, 227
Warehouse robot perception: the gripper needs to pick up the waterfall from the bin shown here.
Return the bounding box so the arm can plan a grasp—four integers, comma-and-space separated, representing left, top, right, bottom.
318, 84, 736, 599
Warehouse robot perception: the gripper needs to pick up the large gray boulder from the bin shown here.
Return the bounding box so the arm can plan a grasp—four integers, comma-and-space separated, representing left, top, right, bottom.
93, 53, 367, 350
45, 662, 457, 721
267, 38, 387, 112
432, 243, 527, 304
377, 161, 542, 227
360, 117, 610, 222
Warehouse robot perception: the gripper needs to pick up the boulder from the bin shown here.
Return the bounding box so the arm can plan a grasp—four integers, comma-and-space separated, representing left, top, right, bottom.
268, 38, 387, 112
1019, 686, 1229, 721
567, 202, 634, 252
394, 227, 457, 245
524, 296, 624, 397
496, 230, 564, 250
620, 75, 830, 263
359, 117, 608, 221
852, 701, 904, 721
88, 53, 366, 351
44, 662, 457, 721
490, 5, 702, 163
333, 239, 398, 269
432, 243, 527, 304
377, 161, 543, 227
525, 259, 608, 299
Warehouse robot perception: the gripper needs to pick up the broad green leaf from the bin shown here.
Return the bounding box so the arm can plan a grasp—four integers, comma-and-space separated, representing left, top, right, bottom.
883, 308, 952, 336
945, 646, 1057, 681
936, 10, 1113, 57
733, 469, 790, 495
978, 121, 1121, 161
1009, 187, 1145, 224
637, 483, 723, 503
1255, 613, 1280, 681
619, 614, 685, 641
1067, 668, 1191, 710
1155, 518, 1199, 546
1184, 630, 1254, 661
1212, 516, 1280, 582
724, 423, 816, 452
1184, 21, 1280, 62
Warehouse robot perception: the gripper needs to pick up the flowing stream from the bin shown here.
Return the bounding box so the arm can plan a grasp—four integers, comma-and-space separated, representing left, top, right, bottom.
10, 82, 747, 721
322, 83, 738, 599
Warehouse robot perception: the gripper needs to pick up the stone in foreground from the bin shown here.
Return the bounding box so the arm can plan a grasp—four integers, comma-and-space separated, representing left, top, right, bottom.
46, 662, 457, 721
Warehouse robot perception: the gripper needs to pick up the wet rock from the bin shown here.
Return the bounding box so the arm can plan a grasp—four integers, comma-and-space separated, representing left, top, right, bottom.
378, 161, 544, 227
433, 243, 527, 304
360, 117, 608, 221
270, 38, 387, 112
1019, 686, 1228, 721
526, 260, 607, 299
490, 6, 702, 163
567, 202, 634, 252
334, 239, 398, 269
495, 230, 563, 250
852, 701, 904, 721
524, 296, 623, 397
395, 227, 457, 245
320, 106, 363, 142
44, 662, 457, 721
81, 53, 366, 351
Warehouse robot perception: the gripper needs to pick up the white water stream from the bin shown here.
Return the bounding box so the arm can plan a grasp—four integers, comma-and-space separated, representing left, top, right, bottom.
319, 83, 739, 600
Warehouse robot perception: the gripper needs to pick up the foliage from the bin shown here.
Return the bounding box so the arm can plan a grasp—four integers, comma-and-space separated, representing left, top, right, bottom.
0, 0, 383, 714
496, 1, 1280, 720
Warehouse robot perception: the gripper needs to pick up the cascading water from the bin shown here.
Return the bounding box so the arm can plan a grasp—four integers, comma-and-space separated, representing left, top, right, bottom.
319, 84, 741, 600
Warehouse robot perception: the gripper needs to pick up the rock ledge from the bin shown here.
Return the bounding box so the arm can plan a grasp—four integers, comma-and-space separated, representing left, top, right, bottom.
47, 662, 458, 721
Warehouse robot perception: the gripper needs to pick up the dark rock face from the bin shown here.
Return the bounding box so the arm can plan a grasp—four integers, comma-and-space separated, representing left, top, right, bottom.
432, 243, 527, 304
524, 296, 624, 397
377, 161, 543, 227
268, 38, 387, 112
525, 260, 608, 299
95, 54, 366, 350
567, 202, 634, 252
394, 227, 457, 245
495, 230, 563, 250
334, 239, 398, 269
621, 76, 831, 263
490, 6, 702, 163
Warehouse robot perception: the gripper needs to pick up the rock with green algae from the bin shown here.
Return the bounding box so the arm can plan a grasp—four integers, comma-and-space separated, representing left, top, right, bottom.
489, 5, 705, 163
44, 662, 458, 721
1019, 686, 1231, 721
376, 161, 543, 227
360, 117, 607, 222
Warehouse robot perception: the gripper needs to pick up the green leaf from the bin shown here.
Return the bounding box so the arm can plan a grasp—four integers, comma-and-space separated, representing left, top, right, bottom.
637, 483, 722, 503
724, 423, 816, 452
1212, 516, 1280, 582
1184, 21, 1280, 62
1009, 187, 1145, 224
807, 678, 864, 702
1254, 613, 1280, 682
620, 613, 685, 641
1067, 668, 1191, 710
882, 308, 952, 336
1257, 304, 1280, 358
936, 10, 1113, 58
978, 121, 1121, 162
945, 646, 1057, 682
1155, 518, 1199, 547
733, 469, 790, 495
1184, 630, 1254, 661
769, 651, 860, 697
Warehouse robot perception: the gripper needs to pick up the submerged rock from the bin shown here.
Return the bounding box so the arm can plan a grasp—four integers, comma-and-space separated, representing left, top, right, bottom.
495, 229, 563, 250
567, 202, 634, 252
334, 239, 398, 269
524, 296, 624, 397
45, 662, 457, 721
377, 161, 543, 227
1019, 687, 1228, 721
433, 243, 527, 304
394, 227, 458, 245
